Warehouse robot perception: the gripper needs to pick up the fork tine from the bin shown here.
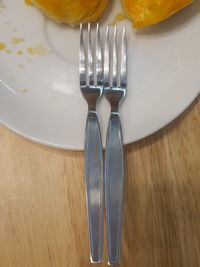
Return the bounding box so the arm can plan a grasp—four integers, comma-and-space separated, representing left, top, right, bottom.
112, 24, 118, 88
87, 23, 94, 86
104, 25, 110, 88
80, 24, 86, 86
95, 23, 103, 86
119, 25, 127, 89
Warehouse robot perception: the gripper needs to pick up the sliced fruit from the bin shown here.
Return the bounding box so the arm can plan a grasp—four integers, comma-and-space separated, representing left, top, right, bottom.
27, 0, 109, 26
122, 0, 193, 28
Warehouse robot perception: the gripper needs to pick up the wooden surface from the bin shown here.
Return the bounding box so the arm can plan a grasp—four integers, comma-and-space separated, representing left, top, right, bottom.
0, 95, 200, 267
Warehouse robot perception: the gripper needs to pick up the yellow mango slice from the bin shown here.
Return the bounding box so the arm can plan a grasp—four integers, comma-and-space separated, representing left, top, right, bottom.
28, 0, 109, 26
122, 0, 193, 28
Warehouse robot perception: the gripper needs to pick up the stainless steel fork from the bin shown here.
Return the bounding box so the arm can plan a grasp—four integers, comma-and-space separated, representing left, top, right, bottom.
79, 23, 104, 263
104, 25, 127, 265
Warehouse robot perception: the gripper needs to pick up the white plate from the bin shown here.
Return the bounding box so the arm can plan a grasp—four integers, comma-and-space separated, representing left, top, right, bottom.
0, 0, 199, 150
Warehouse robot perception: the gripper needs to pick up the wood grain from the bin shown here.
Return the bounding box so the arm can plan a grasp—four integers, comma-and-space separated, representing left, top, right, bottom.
0, 95, 200, 267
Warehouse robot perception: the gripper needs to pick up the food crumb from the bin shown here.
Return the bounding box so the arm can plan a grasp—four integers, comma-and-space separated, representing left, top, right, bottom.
27, 47, 34, 54
5, 49, 11, 53
53, 96, 58, 100
24, 0, 33, 6
12, 28, 17, 33
4, 21, 11, 25
110, 13, 126, 25
27, 58, 32, 62
34, 44, 46, 55
0, 42, 5, 49
17, 50, 23, 55
0, 3, 6, 8
18, 64, 24, 68
11, 36, 24, 44
20, 89, 29, 93
27, 44, 46, 55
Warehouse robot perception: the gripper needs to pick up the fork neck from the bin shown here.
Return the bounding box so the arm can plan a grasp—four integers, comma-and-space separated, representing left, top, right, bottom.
88, 106, 97, 115
111, 105, 120, 113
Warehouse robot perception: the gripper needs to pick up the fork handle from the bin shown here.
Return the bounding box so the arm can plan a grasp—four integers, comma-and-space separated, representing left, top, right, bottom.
105, 112, 124, 265
84, 110, 104, 263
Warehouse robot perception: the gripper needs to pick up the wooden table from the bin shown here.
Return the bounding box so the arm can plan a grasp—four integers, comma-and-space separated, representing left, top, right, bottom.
0, 95, 200, 267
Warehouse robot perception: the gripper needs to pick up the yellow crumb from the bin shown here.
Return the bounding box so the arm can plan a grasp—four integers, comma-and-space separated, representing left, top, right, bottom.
17, 50, 23, 55
27, 44, 46, 55
11, 36, 24, 44
110, 13, 126, 25
0, 42, 5, 49
34, 44, 46, 55
5, 49, 11, 53
18, 64, 24, 68
0, 3, 5, 8
12, 28, 17, 33
24, 0, 33, 6
20, 89, 29, 93
4, 21, 11, 25
27, 58, 32, 62
27, 47, 34, 54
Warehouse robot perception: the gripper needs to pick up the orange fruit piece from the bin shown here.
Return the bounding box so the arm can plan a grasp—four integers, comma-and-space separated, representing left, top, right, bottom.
122, 0, 193, 28
28, 0, 109, 26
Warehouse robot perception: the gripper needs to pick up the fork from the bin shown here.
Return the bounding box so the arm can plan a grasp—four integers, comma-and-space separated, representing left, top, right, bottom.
79, 23, 104, 263
104, 25, 127, 265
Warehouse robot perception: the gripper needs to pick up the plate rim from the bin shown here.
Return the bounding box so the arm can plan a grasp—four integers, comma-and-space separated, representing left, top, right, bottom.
1, 90, 199, 151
